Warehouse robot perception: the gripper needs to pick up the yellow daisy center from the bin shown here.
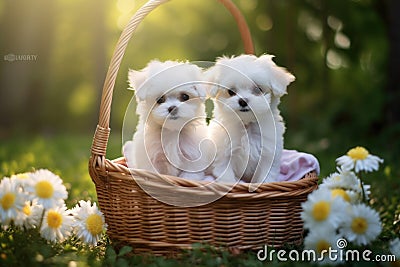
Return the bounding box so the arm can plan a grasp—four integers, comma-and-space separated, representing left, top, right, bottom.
35, 181, 54, 199
331, 189, 351, 202
86, 214, 103, 235
316, 240, 331, 254
47, 210, 63, 229
351, 217, 368, 234
0, 192, 16, 210
312, 201, 331, 221
23, 204, 32, 216
347, 147, 369, 161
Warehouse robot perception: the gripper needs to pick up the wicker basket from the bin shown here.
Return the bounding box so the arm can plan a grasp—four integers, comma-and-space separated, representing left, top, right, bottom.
89, 0, 318, 255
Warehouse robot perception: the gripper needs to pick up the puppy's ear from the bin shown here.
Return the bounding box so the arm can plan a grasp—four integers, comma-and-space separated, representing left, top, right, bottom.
193, 84, 207, 98
128, 68, 148, 101
184, 63, 206, 98
256, 55, 295, 97
203, 66, 219, 98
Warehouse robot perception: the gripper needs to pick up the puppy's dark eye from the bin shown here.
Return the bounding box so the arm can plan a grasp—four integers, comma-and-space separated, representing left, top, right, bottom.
227, 89, 236, 96
156, 95, 165, 104
180, 93, 190, 102
253, 86, 263, 95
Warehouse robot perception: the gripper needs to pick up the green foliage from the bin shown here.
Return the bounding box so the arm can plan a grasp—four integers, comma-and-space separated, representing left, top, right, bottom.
0, 226, 107, 266
0, 134, 121, 205
1, 227, 57, 266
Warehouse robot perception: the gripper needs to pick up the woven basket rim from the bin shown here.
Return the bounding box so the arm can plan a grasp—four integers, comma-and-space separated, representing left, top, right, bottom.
95, 157, 319, 200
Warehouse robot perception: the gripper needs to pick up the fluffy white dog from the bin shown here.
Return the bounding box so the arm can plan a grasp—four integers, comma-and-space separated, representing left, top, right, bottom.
207, 54, 295, 183
123, 60, 210, 180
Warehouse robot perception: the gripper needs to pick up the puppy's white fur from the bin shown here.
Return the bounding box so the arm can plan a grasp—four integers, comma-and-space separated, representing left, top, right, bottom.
123, 60, 210, 180
207, 54, 295, 183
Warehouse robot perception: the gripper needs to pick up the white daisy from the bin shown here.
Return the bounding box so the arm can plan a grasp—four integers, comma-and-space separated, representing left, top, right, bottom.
71, 200, 107, 246
14, 200, 43, 229
304, 228, 343, 265
324, 184, 363, 204
340, 203, 381, 246
320, 169, 370, 203
354, 182, 371, 202
10, 172, 32, 189
0, 177, 27, 226
330, 188, 352, 202
336, 146, 383, 173
301, 188, 349, 231
389, 238, 400, 260
24, 169, 68, 209
345, 190, 363, 204
320, 169, 360, 192
40, 205, 73, 243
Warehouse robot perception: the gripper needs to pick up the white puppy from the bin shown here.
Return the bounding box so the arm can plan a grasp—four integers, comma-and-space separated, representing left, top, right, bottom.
207, 54, 295, 183
123, 60, 210, 180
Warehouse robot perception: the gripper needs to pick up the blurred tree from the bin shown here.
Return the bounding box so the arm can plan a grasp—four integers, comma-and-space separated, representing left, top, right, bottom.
248, 0, 391, 154
376, 0, 400, 130
92, 0, 108, 127
43, 0, 111, 132
0, 0, 55, 133
0, 0, 397, 162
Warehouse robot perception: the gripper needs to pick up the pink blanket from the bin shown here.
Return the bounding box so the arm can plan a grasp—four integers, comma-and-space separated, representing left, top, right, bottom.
278, 149, 320, 182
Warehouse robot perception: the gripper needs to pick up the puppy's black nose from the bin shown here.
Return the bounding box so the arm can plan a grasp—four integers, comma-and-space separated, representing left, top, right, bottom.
238, 98, 248, 107
168, 106, 178, 115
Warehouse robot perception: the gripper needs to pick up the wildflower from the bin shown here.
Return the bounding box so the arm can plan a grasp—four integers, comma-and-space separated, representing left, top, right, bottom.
304, 228, 343, 265
340, 203, 381, 246
330, 188, 351, 202
336, 146, 383, 173
14, 200, 43, 229
72, 200, 107, 246
40, 205, 73, 243
320, 169, 370, 202
0, 178, 26, 226
301, 188, 348, 231
24, 169, 68, 209
357, 182, 371, 201
10, 172, 31, 189
320, 170, 360, 192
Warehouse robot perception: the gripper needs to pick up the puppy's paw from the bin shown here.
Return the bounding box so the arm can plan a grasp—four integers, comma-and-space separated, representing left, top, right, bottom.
213, 167, 237, 184
179, 171, 206, 181
216, 175, 237, 184
122, 141, 134, 167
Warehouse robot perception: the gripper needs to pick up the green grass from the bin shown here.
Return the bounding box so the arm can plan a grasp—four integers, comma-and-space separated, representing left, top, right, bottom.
0, 133, 124, 205
0, 133, 399, 266
1, 134, 94, 204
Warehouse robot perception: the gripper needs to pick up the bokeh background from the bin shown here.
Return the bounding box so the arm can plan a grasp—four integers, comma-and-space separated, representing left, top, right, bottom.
0, 0, 399, 177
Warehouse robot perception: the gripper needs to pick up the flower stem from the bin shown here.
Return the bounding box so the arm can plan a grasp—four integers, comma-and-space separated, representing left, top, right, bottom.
361, 181, 366, 203
38, 209, 46, 230
358, 172, 367, 203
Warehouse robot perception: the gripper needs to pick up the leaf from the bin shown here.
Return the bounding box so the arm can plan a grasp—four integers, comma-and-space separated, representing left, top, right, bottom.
116, 258, 129, 267
105, 246, 117, 264
118, 246, 133, 257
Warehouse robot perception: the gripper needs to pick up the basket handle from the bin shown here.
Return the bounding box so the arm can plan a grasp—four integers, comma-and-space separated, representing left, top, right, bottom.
90, 0, 254, 159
